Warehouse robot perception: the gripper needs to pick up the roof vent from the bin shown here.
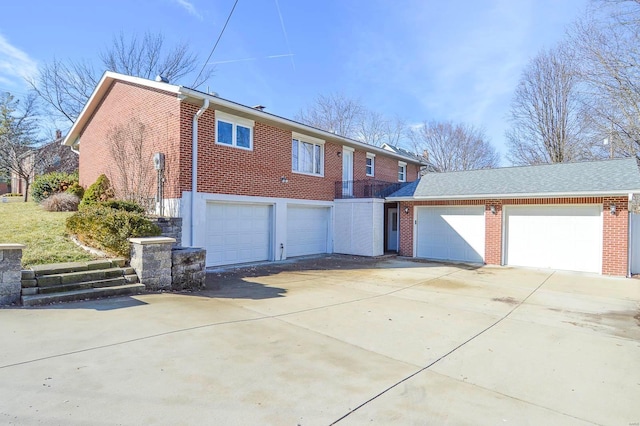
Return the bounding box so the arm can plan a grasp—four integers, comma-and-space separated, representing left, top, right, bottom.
253, 105, 266, 111
155, 75, 169, 83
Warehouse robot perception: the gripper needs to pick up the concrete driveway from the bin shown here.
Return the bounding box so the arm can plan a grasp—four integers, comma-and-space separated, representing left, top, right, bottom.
1, 255, 639, 425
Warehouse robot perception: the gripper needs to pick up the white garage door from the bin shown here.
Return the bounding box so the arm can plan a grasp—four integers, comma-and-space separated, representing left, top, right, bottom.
504, 205, 602, 273
415, 206, 485, 263
205, 203, 272, 267
287, 206, 330, 257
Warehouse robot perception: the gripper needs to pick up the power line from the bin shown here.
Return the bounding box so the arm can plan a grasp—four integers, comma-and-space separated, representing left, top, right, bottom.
192, 0, 240, 87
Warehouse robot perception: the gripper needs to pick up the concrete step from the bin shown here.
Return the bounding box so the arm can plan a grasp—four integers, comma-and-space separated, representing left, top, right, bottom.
37, 277, 127, 294
36, 268, 128, 287
29, 259, 128, 277
21, 284, 145, 307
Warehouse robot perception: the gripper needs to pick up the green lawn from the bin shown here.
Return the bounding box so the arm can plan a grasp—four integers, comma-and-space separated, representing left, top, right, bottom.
0, 199, 96, 267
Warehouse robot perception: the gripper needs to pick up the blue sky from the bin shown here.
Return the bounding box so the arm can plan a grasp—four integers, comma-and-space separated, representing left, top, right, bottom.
0, 0, 588, 163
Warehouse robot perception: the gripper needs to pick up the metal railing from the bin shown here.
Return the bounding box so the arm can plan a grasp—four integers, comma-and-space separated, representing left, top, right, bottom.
335, 179, 408, 199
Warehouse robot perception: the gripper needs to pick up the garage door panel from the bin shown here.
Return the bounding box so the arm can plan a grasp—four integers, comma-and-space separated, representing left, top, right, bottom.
287, 206, 330, 257
505, 205, 602, 273
206, 203, 271, 267
416, 206, 485, 263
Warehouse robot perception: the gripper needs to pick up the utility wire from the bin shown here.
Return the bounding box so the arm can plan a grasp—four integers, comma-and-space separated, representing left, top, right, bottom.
192, 0, 240, 87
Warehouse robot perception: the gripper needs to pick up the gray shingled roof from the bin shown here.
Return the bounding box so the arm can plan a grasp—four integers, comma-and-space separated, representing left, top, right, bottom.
387, 157, 640, 199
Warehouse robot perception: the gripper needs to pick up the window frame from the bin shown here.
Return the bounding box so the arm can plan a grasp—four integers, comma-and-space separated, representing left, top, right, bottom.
292, 132, 325, 177
398, 161, 407, 182
366, 153, 375, 177
215, 110, 255, 151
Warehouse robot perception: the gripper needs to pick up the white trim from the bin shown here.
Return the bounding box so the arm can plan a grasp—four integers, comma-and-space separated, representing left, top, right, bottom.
292, 132, 325, 145
398, 162, 407, 182
342, 146, 355, 153
215, 110, 254, 151
366, 153, 375, 177
292, 136, 325, 177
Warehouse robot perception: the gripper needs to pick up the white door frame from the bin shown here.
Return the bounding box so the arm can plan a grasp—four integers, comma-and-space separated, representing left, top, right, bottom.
342, 146, 354, 196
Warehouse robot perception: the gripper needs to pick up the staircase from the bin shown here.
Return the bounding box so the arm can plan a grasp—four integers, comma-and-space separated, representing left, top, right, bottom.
21, 259, 145, 307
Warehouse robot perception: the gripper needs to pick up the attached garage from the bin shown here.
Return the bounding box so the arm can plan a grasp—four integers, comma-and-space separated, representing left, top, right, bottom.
205, 202, 272, 267
415, 206, 485, 263
504, 205, 602, 273
286, 205, 331, 257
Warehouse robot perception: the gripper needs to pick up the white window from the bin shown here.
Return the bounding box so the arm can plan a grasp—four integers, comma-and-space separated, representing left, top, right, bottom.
215, 111, 254, 150
292, 133, 324, 176
398, 161, 407, 182
366, 153, 375, 176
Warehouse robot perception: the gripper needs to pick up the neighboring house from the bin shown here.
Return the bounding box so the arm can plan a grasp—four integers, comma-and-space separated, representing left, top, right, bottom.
382, 144, 439, 174
10, 130, 79, 195
386, 158, 640, 276
62, 72, 424, 267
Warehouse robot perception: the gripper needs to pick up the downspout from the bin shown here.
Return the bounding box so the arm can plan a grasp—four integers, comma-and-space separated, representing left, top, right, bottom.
190, 98, 210, 247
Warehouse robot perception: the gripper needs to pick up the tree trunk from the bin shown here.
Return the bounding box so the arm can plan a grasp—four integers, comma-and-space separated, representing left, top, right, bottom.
23, 181, 29, 202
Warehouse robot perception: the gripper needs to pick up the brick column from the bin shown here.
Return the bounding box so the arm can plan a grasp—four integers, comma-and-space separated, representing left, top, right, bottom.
0, 244, 25, 305
602, 196, 628, 276
129, 237, 176, 290
398, 202, 415, 257
485, 201, 503, 265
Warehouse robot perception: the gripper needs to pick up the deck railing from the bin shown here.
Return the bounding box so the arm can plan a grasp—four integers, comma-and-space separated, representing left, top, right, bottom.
334, 179, 408, 199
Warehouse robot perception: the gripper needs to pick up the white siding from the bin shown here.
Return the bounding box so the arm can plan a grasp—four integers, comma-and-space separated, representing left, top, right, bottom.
334, 199, 384, 256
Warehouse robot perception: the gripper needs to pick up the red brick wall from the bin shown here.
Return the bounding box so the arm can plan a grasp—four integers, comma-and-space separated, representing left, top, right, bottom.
178, 103, 418, 200
399, 197, 629, 276
78, 81, 182, 198
602, 196, 629, 276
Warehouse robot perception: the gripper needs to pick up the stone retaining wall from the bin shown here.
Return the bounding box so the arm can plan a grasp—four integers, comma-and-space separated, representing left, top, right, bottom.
150, 217, 182, 247
171, 247, 206, 291
0, 244, 25, 305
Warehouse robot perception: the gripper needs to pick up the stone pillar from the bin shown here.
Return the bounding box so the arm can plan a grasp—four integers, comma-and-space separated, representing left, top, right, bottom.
129, 237, 175, 291
0, 244, 25, 305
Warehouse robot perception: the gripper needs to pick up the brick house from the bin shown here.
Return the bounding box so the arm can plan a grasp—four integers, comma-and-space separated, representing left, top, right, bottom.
386, 159, 640, 276
62, 72, 423, 267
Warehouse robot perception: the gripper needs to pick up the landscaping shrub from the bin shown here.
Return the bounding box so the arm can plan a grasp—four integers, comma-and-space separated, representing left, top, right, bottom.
41, 193, 80, 212
31, 171, 79, 203
79, 174, 115, 207
99, 199, 145, 213
65, 182, 85, 200
66, 205, 161, 257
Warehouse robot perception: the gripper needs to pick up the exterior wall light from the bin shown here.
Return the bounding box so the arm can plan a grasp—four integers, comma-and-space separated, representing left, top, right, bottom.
610, 204, 616, 215
490, 205, 496, 215
337, 151, 342, 157
404, 206, 409, 214
280, 176, 289, 183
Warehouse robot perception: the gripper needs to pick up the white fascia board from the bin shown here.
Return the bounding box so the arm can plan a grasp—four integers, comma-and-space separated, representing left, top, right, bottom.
62, 71, 181, 147
177, 86, 424, 165
386, 189, 640, 202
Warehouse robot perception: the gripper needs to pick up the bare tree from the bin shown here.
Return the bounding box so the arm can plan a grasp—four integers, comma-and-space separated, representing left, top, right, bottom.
30, 32, 213, 125
296, 92, 408, 147
505, 46, 598, 165
408, 121, 499, 171
107, 117, 156, 207
568, 0, 640, 158
296, 92, 365, 137
0, 92, 42, 201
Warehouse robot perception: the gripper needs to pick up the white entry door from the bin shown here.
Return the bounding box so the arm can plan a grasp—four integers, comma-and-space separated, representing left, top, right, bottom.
504, 205, 602, 273
387, 208, 398, 251
205, 203, 272, 267
342, 147, 354, 197
415, 206, 485, 263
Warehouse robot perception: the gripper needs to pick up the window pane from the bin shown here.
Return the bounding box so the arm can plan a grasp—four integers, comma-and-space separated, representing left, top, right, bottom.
236, 125, 251, 148
292, 139, 299, 171
301, 142, 314, 173
314, 144, 322, 174
398, 165, 405, 181
217, 120, 233, 145
366, 157, 373, 175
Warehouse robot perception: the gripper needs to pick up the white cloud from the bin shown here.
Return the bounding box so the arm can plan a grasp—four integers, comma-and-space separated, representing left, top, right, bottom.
173, 0, 203, 20
0, 34, 38, 88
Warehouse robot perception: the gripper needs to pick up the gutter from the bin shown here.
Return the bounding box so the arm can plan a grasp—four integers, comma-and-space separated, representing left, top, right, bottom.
190, 98, 210, 247
386, 190, 640, 202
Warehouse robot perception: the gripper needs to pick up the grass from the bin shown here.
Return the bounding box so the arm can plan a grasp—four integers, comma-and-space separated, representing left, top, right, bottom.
0, 198, 96, 267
